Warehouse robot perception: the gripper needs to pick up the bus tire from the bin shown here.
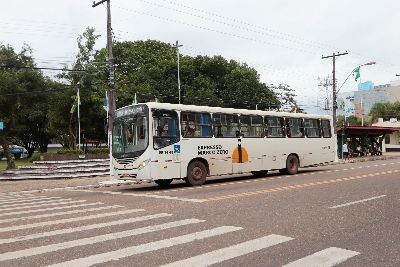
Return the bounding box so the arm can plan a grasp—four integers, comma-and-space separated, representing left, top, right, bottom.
286, 154, 299, 175
155, 179, 173, 187
186, 161, 207, 186
251, 170, 268, 177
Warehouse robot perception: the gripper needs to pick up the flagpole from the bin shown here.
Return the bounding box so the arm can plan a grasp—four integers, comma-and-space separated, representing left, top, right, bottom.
77, 85, 81, 151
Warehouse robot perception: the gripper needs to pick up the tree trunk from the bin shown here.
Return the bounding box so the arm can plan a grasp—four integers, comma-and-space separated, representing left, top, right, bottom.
0, 136, 15, 170
26, 147, 35, 158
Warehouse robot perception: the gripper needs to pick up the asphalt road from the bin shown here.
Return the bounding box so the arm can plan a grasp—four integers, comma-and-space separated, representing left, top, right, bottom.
0, 157, 399, 266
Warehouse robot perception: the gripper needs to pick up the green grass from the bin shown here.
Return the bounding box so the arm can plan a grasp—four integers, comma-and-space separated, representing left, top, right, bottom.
0, 158, 33, 171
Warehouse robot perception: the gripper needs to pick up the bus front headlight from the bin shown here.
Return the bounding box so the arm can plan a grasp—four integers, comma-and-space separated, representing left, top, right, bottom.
138, 159, 151, 170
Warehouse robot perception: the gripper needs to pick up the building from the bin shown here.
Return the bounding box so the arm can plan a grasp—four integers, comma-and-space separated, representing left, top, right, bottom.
337, 80, 400, 117
372, 118, 400, 152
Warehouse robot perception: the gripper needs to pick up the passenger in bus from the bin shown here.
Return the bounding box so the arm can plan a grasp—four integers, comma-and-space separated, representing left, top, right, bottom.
216, 126, 223, 137
158, 122, 169, 136
184, 122, 195, 137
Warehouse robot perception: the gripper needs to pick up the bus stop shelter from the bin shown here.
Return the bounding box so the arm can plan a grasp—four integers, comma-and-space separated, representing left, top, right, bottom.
337, 126, 399, 157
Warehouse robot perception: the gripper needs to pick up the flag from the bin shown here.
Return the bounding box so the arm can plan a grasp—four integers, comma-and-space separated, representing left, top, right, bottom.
103, 91, 108, 112
70, 94, 78, 114
353, 66, 361, 82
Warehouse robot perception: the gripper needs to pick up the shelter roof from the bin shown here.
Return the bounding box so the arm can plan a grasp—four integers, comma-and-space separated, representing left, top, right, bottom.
337, 125, 399, 137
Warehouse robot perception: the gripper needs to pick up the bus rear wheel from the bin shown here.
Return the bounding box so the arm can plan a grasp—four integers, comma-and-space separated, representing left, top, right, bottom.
285, 154, 299, 175
186, 161, 207, 186
155, 179, 173, 187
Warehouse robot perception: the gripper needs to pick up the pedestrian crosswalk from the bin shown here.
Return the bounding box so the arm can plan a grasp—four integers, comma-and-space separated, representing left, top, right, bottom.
0, 193, 360, 266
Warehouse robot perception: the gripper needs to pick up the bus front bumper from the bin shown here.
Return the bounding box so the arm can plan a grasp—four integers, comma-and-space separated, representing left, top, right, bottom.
114, 166, 152, 182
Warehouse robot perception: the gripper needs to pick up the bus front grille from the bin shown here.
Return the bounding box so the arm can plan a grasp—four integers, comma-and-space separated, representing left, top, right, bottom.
116, 157, 138, 165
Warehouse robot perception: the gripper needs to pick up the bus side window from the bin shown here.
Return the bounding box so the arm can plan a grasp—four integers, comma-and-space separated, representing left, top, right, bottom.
286, 118, 304, 138
321, 120, 332, 138
265, 117, 285, 138
181, 112, 212, 138
213, 114, 239, 138
240, 116, 250, 137
304, 119, 321, 138
241, 115, 263, 137
152, 109, 180, 149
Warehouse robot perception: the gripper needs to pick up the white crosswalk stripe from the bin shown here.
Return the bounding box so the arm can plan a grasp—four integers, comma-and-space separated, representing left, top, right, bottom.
0, 202, 103, 217
0, 197, 66, 206
0, 218, 205, 262
47, 226, 242, 267
0, 213, 172, 245
0, 198, 75, 208
283, 247, 360, 267
0, 208, 145, 233
0, 205, 123, 224
0, 196, 61, 204
0, 194, 34, 199
0, 200, 86, 212
160, 234, 294, 267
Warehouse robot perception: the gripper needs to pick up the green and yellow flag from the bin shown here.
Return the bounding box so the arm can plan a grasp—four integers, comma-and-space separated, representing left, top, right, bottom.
70, 94, 79, 114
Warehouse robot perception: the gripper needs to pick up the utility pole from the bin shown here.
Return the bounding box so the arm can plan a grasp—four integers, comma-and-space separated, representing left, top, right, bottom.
318, 75, 333, 114
93, 0, 115, 177
172, 41, 183, 104
322, 52, 348, 132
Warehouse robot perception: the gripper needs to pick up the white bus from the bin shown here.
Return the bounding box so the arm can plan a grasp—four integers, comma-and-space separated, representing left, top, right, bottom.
112, 102, 335, 186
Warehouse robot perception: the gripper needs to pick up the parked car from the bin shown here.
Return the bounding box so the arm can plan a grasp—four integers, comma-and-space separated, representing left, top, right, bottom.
0, 145, 28, 159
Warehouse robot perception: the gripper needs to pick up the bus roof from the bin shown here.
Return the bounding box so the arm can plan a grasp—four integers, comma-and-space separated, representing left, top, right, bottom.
117, 102, 331, 120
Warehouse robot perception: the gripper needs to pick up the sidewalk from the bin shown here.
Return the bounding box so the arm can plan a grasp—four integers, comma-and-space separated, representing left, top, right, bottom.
336, 151, 400, 164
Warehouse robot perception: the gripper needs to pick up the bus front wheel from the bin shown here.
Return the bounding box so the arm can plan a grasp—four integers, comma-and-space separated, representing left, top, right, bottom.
186, 161, 207, 186
285, 154, 299, 175
155, 179, 173, 187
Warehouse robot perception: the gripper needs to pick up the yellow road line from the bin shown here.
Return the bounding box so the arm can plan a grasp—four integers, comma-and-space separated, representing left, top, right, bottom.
206, 170, 398, 201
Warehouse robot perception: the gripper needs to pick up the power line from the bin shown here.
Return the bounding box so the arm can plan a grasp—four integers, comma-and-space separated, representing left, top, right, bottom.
0, 65, 87, 72
114, 6, 314, 55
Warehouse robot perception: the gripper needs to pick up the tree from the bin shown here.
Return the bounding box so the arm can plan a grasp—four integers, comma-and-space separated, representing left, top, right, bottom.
95, 40, 280, 110
0, 44, 54, 164
272, 84, 303, 112
369, 102, 400, 123
337, 115, 363, 127
55, 27, 106, 148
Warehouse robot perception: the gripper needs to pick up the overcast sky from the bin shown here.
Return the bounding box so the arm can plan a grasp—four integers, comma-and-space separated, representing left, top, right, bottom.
1, 0, 400, 113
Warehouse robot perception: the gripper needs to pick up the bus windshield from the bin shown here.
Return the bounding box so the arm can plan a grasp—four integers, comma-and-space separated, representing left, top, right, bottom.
112, 115, 148, 159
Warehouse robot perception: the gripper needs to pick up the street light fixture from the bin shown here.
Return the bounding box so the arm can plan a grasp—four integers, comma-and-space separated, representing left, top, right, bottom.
337, 62, 376, 94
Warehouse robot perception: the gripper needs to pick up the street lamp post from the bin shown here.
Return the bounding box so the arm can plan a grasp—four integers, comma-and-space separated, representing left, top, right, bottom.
336, 62, 375, 160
